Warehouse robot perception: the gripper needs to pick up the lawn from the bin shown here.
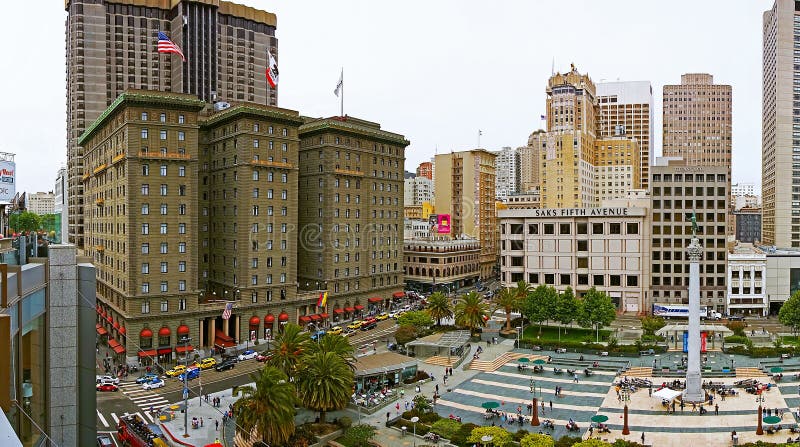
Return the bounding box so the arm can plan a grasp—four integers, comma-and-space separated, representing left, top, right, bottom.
521, 324, 612, 343
779, 335, 800, 346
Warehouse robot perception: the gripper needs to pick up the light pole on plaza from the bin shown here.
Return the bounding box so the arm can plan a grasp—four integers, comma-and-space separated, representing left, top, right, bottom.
621, 388, 631, 435
411, 416, 419, 447
529, 378, 539, 426
756, 394, 765, 435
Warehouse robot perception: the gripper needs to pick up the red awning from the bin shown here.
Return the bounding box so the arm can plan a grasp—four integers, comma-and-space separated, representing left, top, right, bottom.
113, 320, 120, 330
175, 345, 194, 354
344, 307, 355, 312
96, 326, 108, 335
265, 314, 275, 324
278, 312, 289, 322
309, 314, 322, 321
138, 349, 157, 358
299, 316, 311, 323
119, 326, 126, 336
177, 324, 190, 335
214, 337, 236, 348
140, 328, 153, 338
157, 348, 172, 355
368, 297, 383, 303
107, 339, 120, 348
249, 316, 261, 326
393, 291, 406, 298
354, 305, 364, 311
106, 315, 113, 323
320, 313, 329, 319
158, 327, 171, 337
333, 308, 345, 314
112, 345, 126, 355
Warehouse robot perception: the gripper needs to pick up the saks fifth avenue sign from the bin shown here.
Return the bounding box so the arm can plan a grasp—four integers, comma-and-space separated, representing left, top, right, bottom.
530, 207, 636, 217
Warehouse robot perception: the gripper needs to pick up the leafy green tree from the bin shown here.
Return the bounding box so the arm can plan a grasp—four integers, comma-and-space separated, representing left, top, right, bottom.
521, 285, 558, 334
14, 211, 41, 233
520, 433, 555, 447
39, 213, 57, 233
296, 351, 354, 423
430, 419, 462, 439
454, 292, 489, 334
492, 287, 519, 332
233, 366, 296, 446
426, 292, 453, 326
339, 424, 376, 447
267, 323, 310, 377
413, 394, 432, 413
640, 316, 666, 336
779, 290, 800, 336
577, 287, 617, 342
726, 320, 747, 337
397, 310, 434, 329
467, 426, 512, 447
306, 333, 356, 369
394, 324, 418, 345
555, 287, 579, 339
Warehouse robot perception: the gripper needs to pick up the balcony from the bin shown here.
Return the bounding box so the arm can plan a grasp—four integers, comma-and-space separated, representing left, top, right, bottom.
95, 245, 104, 252
139, 151, 191, 160
111, 153, 125, 165
96, 198, 104, 206
251, 159, 294, 169
81, 172, 91, 181
334, 168, 365, 177
93, 163, 108, 174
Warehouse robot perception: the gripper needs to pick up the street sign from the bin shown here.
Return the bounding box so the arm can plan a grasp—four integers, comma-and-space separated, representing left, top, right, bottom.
183, 388, 189, 400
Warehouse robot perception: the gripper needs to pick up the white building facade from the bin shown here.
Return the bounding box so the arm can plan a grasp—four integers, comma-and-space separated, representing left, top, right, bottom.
403, 176, 433, 206
27, 192, 55, 215
54, 167, 68, 243
727, 244, 768, 317
499, 206, 651, 313
495, 146, 520, 201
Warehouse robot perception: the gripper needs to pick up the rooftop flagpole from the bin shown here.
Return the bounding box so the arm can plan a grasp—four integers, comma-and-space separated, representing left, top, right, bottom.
335, 68, 344, 117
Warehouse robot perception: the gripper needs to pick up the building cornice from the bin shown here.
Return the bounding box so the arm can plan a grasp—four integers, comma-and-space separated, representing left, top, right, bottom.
299, 117, 409, 147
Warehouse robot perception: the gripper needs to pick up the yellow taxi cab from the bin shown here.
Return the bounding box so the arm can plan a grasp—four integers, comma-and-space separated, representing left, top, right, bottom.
165, 364, 187, 377
376, 313, 389, 321
197, 357, 217, 370
347, 320, 363, 330
328, 326, 343, 335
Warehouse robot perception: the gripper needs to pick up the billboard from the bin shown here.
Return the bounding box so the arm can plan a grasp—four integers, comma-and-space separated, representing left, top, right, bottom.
437, 214, 451, 234
0, 160, 14, 202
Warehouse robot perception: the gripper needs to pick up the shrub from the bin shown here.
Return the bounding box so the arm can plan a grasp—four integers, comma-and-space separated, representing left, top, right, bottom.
724, 335, 750, 345
337, 416, 352, 429
726, 321, 748, 337
520, 433, 554, 447
450, 423, 479, 447
339, 425, 376, 447
554, 436, 583, 447
419, 412, 440, 424
395, 325, 418, 345
572, 440, 613, 447
512, 429, 530, 442
430, 418, 461, 439
467, 427, 513, 447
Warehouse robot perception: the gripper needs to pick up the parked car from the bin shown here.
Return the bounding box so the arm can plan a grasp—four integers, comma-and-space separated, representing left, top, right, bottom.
256, 353, 273, 363
729, 315, 746, 321
96, 375, 120, 386
215, 359, 237, 371
197, 357, 218, 370
361, 319, 378, 331
237, 350, 258, 361
96, 383, 119, 392
347, 320, 363, 330
135, 372, 159, 384
97, 435, 114, 447
142, 378, 165, 390
165, 365, 187, 377
328, 326, 343, 335
177, 366, 201, 381
376, 313, 389, 321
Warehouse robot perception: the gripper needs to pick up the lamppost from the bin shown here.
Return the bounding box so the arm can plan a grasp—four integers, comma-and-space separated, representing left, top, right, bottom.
411, 416, 419, 447
530, 378, 540, 426
516, 326, 522, 349
621, 388, 631, 435
730, 355, 735, 371
481, 435, 493, 447
756, 394, 766, 435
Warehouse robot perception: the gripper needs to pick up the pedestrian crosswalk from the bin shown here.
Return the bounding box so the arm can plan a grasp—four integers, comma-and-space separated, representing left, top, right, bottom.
97, 381, 172, 428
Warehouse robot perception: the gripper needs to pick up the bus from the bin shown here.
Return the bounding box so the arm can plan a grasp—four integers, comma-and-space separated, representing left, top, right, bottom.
652, 304, 709, 319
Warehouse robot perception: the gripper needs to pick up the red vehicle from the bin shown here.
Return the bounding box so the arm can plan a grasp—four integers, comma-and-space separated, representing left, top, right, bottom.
96, 383, 119, 392
117, 414, 168, 447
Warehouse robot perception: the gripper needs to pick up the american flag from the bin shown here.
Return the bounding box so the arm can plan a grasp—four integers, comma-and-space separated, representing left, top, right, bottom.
222, 302, 233, 320
157, 31, 186, 62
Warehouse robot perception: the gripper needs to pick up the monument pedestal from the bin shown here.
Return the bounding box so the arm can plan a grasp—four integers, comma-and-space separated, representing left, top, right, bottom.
683, 235, 704, 402
683, 371, 704, 402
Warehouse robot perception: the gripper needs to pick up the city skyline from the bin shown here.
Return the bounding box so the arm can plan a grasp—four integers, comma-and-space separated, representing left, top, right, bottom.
0, 0, 770, 195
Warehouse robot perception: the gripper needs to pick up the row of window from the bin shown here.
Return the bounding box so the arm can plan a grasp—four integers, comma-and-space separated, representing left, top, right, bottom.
141, 111, 185, 124
140, 128, 185, 141
504, 222, 640, 236
141, 223, 186, 234
507, 272, 639, 287
142, 165, 186, 177
141, 203, 187, 215
141, 280, 187, 294
141, 261, 186, 273
141, 242, 186, 254
141, 184, 187, 196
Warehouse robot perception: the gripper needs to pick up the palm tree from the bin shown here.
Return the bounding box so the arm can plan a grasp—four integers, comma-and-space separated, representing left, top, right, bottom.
426, 291, 453, 326
455, 291, 490, 335
306, 333, 357, 370
267, 323, 310, 377
233, 366, 296, 446
492, 287, 518, 332
513, 280, 533, 302
296, 351, 355, 424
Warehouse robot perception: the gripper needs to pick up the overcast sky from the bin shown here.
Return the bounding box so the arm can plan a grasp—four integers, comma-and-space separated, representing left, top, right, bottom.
0, 0, 771, 194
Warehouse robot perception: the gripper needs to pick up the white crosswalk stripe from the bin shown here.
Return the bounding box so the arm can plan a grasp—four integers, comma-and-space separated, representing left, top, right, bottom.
110, 412, 119, 424
96, 410, 109, 428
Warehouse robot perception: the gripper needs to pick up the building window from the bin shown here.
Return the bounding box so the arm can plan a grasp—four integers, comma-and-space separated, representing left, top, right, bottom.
593, 275, 604, 286
141, 243, 149, 254
559, 274, 570, 285
160, 262, 168, 273
544, 273, 555, 284
178, 166, 185, 177
160, 184, 168, 196
141, 298, 150, 312
626, 222, 639, 234
559, 223, 571, 235
178, 297, 186, 309
160, 300, 168, 312
178, 242, 186, 253
160, 281, 168, 293
160, 165, 167, 176
178, 261, 186, 272
160, 223, 167, 234
543, 224, 554, 235
160, 204, 168, 215
528, 224, 538, 235
142, 165, 150, 176
179, 223, 186, 234
252, 170, 259, 181
160, 130, 167, 140
609, 223, 621, 235
159, 113, 166, 122
142, 283, 150, 294
141, 204, 149, 215
160, 242, 168, 254
141, 224, 149, 235
141, 263, 150, 274
626, 275, 638, 287
141, 129, 148, 139
141, 112, 148, 121
254, 139, 259, 148
141, 184, 149, 195
610, 275, 621, 286
178, 114, 185, 124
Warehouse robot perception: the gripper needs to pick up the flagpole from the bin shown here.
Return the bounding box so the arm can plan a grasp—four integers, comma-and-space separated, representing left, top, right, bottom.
340, 68, 344, 117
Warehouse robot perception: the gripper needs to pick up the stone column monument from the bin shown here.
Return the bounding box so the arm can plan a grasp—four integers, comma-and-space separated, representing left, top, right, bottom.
684, 213, 705, 402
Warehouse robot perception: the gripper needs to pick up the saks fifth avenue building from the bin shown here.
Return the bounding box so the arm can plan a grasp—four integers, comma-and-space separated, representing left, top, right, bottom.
499, 206, 651, 313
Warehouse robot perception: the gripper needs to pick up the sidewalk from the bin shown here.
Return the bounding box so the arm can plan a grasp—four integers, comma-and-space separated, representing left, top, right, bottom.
160, 391, 236, 446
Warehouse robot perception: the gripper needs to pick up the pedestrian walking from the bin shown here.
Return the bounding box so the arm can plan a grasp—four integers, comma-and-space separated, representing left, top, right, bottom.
715, 404, 719, 415
549, 400, 553, 410
648, 387, 652, 397
641, 432, 645, 444
386, 412, 391, 422
573, 374, 579, 383
435, 384, 439, 393
215, 420, 219, 431
200, 418, 204, 427
540, 400, 545, 414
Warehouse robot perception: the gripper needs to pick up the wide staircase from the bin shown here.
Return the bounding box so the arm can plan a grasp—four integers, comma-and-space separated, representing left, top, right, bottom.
425, 356, 456, 367
735, 367, 768, 378
625, 367, 654, 378
467, 352, 547, 372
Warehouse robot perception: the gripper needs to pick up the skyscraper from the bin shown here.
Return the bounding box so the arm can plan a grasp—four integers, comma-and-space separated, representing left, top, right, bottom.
518, 131, 544, 194
494, 147, 520, 201
763, 0, 798, 247
662, 74, 732, 178
65, 0, 278, 249
434, 149, 497, 279
597, 81, 654, 189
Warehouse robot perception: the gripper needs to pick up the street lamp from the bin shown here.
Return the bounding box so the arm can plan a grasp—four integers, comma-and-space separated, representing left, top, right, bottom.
621, 388, 631, 435
730, 355, 735, 371
756, 394, 766, 435
481, 435, 493, 447
516, 326, 522, 349
411, 416, 419, 447
529, 378, 539, 426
